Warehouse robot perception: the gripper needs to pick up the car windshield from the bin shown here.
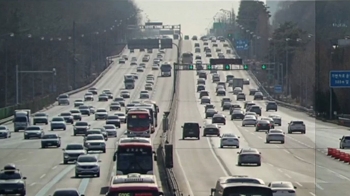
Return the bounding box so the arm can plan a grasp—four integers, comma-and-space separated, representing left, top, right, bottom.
35, 113, 46, 117
65, 144, 83, 150
104, 125, 115, 129
270, 130, 282, 134
223, 134, 237, 138
77, 156, 97, 163
270, 183, 293, 188
207, 109, 215, 112
292, 121, 304, 124
79, 106, 88, 109
0, 172, 21, 180
75, 122, 88, 126
116, 113, 125, 117
108, 116, 119, 119
96, 109, 106, 113
26, 126, 40, 131
42, 134, 58, 139
88, 131, 101, 135
70, 110, 80, 113
115, 98, 123, 101
75, 100, 83, 102
0, 126, 7, 130
52, 118, 63, 121
87, 135, 104, 140
61, 113, 71, 116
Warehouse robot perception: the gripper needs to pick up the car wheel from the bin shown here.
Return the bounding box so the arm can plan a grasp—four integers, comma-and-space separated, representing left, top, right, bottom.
96, 172, 100, 177
220, 145, 223, 148
41, 145, 45, 148
75, 173, 79, 178
64, 160, 68, 164
266, 140, 269, 143
238, 162, 242, 166
257, 162, 261, 166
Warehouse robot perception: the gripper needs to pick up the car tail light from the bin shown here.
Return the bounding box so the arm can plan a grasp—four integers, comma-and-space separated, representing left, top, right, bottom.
288, 190, 295, 193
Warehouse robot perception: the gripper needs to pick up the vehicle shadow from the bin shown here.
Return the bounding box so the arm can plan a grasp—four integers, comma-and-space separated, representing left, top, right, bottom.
100, 186, 109, 194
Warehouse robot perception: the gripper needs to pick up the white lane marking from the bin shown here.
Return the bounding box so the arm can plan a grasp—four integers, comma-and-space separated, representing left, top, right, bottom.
206, 138, 229, 176
175, 150, 195, 196
315, 182, 324, 190
250, 132, 254, 135
277, 168, 283, 173
285, 173, 292, 178
284, 149, 290, 154
257, 136, 262, 139
295, 182, 302, 187
318, 165, 350, 181
294, 155, 307, 162
309, 192, 316, 196
14, 159, 27, 163
266, 163, 274, 167
30, 183, 36, 186
40, 174, 46, 179
51, 166, 57, 170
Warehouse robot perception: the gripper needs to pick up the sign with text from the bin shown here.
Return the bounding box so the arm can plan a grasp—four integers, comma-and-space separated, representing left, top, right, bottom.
329, 70, 350, 88
174, 63, 245, 71
127, 39, 159, 49
210, 58, 243, 65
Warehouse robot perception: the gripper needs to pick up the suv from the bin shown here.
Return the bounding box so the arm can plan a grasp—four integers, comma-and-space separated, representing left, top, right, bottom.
266, 101, 278, 111
0, 164, 27, 196
339, 136, 350, 149
182, 122, 201, 140
287, 121, 306, 134
249, 105, 262, 116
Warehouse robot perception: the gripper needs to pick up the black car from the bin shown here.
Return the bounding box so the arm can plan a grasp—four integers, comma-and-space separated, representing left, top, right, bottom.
212, 114, 226, 125
266, 101, 278, 111
231, 110, 244, 120
222, 102, 231, 111
0, 164, 27, 196
182, 122, 201, 140
253, 92, 264, 100
41, 133, 61, 148
255, 120, 271, 132
60, 113, 74, 124
197, 85, 205, 92
249, 89, 258, 95
249, 105, 262, 116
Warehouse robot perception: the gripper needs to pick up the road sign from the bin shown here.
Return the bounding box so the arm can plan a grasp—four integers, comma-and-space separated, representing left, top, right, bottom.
128, 25, 180, 29
174, 63, 245, 71
160, 38, 173, 49
329, 70, 350, 88
235, 40, 249, 50
274, 85, 283, 93
210, 58, 243, 65
127, 39, 159, 49
213, 22, 224, 29
145, 22, 163, 26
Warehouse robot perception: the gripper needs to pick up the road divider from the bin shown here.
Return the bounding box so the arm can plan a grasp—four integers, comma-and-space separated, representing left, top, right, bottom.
327, 148, 350, 163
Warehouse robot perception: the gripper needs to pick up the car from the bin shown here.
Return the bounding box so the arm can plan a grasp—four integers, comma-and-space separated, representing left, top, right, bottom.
244, 101, 256, 109
201, 96, 211, 104
243, 78, 250, 85
98, 94, 109, 101
192, 36, 198, 40
182, 122, 201, 140
110, 102, 121, 111
0, 125, 11, 138
60, 112, 74, 124
261, 117, 275, 128
217, 82, 226, 90
106, 115, 121, 128
248, 105, 262, 116
88, 87, 98, 95
152, 65, 159, 70
95, 108, 108, 120
266, 101, 278, 111
0, 164, 27, 195
41, 133, 61, 148
242, 116, 257, 126
213, 43, 218, 47
197, 78, 206, 85
268, 114, 282, 126
50, 117, 67, 130
120, 91, 130, 98
73, 121, 90, 136
221, 97, 231, 107
146, 80, 154, 85
223, 43, 228, 47
204, 104, 215, 112
222, 102, 231, 111
84, 134, 106, 153
339, 135, 350, 149
84, 92, 94, 101
237, 148, 261, 166
198, 72, 207, 79
216, 89, 226, 96
88, 106, 96, 114
212, 74, 220, 82
70, 109, 82, 121
103, 91, 113, 99
195, 48, 201, 53
33, 112, 49, 125
131, 73, 138, 79
90, 127, 108, 140
245, 112, 258, 118
118, 58, 125, 64
268, 181, 297, 196
205, 108, 217, 118
130, 61, 137, 66
231, 110, 244, 120
255, 120, 271, 132
139, 63, 146, 68
236, 93, 246, 101
195, 85, 205, 93
216, 86, 225, 93
254, 92, 264, 100
203, 42, 208, 46
103, 125, 117, 137
130, 49, 134, 53
78, 105, 90, 116
229, 104, 242, 114
122, 55, 128, 60
195, 55, 201, 60
140, 93, 150, 99
24, 126, 44, 139
136, 67, 144, 72
287, 120, 306, 134
114, 112, 126, 123
266, 129, 285, 143
215, 48, 221, 52
147, 48, 153, 53
63, 143, 87, 164
142, 56, 149, 62
220, 133, 240, 148
145, 83, 153, 91
75, 155, 100, 177
199, 90, 209, 99
52, 188, 85, 196
74, 99, 84, 107
212, 114, 226, 125
203, 124, 221, 136
113, 97, 125, 106
58, 98, 70, 105
233, 87, 242, 95
249, 88, 258, 95
206, 52, 212, 57
147, 74, 154, 80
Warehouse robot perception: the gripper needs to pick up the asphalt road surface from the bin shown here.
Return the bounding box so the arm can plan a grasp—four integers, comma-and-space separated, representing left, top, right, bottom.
0, 40, 178, 196
172, 39, 350, 196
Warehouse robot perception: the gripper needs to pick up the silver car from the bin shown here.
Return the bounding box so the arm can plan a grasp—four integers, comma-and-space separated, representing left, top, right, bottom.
75, 155, 100, 178
140, 93, 150, 99
220, 133, 240, 148
266, 129, 285, 144
84, 134, 106, 153
237, 148, 261, 166
340, 136, 350, 149
233, 87, 242, 95
268, 114, 282, 126
114, 112, 126, 123
242, 116, 257, 126
63, 144, 87, 164
58, 98, 70, 105
103, 125, 117, 137
70, 109, 82, 121
50, 117, 67, 131
95, 108, 108, 120
33, 113, 49, 125
201, 96, 211, 104
287, 120, 306, 134
0, 125, 11, 138
236, 93, 246, 101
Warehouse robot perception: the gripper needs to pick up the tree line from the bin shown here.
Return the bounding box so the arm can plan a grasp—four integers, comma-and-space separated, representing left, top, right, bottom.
0, 0, 141, 108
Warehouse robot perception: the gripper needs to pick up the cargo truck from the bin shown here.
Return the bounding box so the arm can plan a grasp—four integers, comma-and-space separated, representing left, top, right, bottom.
160, 63, 172, 77
231, 78, 244, 89
124, 74, 135, 89
13, 109, 31, 132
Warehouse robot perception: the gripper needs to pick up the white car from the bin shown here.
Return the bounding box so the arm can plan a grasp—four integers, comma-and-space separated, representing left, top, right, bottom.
233, 87, 242, 95
266, 129, 285, 143
269, 114, 282, 126
268, 181, 297, 196
0, 125, 11, 138
103, 125, 117, 137
75, 155, 100, 177
114, 112, 126, 123
152, 65, 159, 70
95, 108, 108, 120
84, 134, 106, 153
288, 120, 306, 134
220, 133, 240, 148
130, 61, 137, 66
136, 67, 144, 72
140, 93, 150, 99
242, 116, 257, 126
131, 57, 137, 61
145, 83, 153, 90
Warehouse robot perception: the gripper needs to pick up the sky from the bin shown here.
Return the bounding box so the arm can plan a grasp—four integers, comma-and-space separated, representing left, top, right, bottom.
134, 0, 247, 36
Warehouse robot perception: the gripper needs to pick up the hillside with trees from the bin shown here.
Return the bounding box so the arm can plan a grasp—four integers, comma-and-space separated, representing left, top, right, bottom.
0, 0, 141, 109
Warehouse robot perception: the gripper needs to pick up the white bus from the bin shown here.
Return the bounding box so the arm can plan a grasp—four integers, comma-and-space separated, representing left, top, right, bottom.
181, 52, 193, 64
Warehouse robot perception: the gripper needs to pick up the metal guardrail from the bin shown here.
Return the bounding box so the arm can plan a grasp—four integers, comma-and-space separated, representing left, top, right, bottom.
225, 38, 314, 115
0, 47, 125, 125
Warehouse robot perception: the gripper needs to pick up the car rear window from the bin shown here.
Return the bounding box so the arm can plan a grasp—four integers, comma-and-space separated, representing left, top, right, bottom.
184, 123, 199, 130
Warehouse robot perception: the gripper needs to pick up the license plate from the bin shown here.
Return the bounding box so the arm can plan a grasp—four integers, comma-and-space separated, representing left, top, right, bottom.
228, 140, 233, 142
189, 132, 194, 134
47, 143, 51, 145
5, 189, 12, 192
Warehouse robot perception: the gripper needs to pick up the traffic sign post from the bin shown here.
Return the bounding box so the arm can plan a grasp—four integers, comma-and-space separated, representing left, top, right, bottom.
145, 22, 163, 26
329, 70, 350, 119
174, 63, 245, 71
274, 85, 283, 94
209, 58, 243, 65
127, 39, 159, 49
128, 25, 181, 30
235, 40, 249, 50
160, 38, 173, 49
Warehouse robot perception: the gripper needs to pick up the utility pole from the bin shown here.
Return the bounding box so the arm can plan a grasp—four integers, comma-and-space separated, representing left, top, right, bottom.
72, 21, 76, 89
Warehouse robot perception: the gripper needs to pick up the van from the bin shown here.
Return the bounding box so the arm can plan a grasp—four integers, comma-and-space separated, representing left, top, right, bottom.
182, 122, 201, 140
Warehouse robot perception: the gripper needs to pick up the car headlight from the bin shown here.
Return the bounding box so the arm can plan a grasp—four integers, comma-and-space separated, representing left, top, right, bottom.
24, 132, 28, 135
101, 143, 106, 146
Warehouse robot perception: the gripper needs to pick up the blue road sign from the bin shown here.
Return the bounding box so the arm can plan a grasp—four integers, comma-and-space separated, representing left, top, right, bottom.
235, 40, 249, 50
329, 70, 350, 88
274, 85, 283, 93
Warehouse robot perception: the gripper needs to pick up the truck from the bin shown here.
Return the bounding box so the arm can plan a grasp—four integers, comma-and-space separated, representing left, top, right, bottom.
160, 63, 172, 77
13, 109, 31, 132
231, 78, 244, 89
124, 74, 135, 89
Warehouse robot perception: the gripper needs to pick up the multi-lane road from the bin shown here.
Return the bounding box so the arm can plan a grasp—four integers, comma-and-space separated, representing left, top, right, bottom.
0, 40, 178, 195
173, 39, 350, 196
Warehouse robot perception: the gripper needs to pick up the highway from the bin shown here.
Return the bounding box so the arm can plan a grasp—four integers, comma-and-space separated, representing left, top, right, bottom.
172, 39, 350, 196
0, 40, 178, 195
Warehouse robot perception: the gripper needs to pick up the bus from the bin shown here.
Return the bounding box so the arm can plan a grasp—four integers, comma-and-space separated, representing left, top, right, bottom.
128, 104, 157, 132
113, 138, 156, 175
211, 180, 273, 196
181, 52, 193, 64
106, 173, 163, 196
142, 100, 159, 120
126, 109, 152, 137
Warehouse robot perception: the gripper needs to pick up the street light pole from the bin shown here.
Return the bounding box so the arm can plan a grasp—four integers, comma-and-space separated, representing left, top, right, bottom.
285, 38, 290, 95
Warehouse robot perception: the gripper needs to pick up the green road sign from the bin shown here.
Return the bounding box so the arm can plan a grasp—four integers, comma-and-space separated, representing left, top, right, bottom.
244, 64, 249, 70
189, 65, 194, 70
261, 64, 267, 70
224, 65, 230, 70
213, 22, 224, 29
207, 64, 212, 70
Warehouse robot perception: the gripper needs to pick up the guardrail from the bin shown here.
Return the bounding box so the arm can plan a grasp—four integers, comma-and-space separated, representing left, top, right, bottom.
225, 38, 314, 115
0, 46, 125, 125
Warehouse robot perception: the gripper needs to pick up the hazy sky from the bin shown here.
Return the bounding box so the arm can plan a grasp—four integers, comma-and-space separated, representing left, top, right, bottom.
134, 0, 243, 36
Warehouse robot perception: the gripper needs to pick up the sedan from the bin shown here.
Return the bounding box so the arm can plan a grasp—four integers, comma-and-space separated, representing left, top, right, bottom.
33, 113, 49, 125
266, 129, 285, 144
255, 120, 271, 132
50, 117, 67, 131
41, 133, 61, 148
237, 148, 261, 166
220, 133, 240, 148
103, 125, 117, 137
212, 114, 226, 125
24, 126, 44, 139
268, 181, 297, 196
242, 116, 257, 126
60, 112, 74, 124
0, 125, 11, 138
